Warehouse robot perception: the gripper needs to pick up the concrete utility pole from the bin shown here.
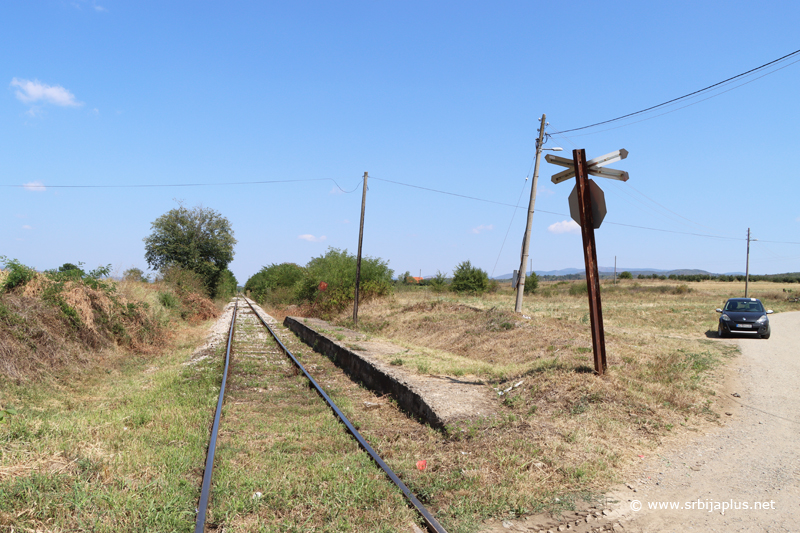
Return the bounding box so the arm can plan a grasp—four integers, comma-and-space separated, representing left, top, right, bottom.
515, 114, 547, 313
353, 172, 368, 325
745, 228, 755, 298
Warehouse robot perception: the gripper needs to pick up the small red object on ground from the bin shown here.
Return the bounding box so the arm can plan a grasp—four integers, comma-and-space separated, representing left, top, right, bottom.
318, 281, 328, 291
416, 460, 427, 471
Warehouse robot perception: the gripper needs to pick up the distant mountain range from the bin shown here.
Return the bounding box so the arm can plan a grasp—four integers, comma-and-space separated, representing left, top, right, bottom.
493, 268, 747, 279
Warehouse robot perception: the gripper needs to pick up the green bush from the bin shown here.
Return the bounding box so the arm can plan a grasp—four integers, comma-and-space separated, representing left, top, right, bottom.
429, 271, 449, 293
158, 291, 180, 309
215, 269, 239, 300
123, 267, 149, 283
295, 248, 393, 316
451, 260, 489, 295
1, 257, 37, 291
160, 266, 208, 296
58, 263, 85, 278
619, 271, 633, 280
245, 263, 305, 304
523, 271, 539, 294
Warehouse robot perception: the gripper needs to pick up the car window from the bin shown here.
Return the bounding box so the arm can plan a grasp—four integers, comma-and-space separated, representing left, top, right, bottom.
725, 300, 764, 312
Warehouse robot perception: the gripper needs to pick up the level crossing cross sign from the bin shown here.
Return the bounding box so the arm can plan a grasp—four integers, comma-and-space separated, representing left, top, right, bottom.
545, 149, 629, 184
544, 148, 630, 376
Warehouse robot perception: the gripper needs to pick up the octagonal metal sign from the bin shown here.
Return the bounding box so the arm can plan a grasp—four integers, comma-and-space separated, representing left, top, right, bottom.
568, 179, 606, 229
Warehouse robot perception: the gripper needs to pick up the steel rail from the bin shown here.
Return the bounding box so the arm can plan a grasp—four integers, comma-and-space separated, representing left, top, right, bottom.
240, 297, 448, 533
194, 301, 238, 533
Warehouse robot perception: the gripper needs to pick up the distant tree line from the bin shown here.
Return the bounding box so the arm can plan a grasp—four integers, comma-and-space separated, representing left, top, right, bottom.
538, 271, 800, 283
635, 272, 800, 283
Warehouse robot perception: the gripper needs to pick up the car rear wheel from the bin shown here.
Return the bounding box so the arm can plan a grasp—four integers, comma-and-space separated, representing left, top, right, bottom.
718, 323, 727, 338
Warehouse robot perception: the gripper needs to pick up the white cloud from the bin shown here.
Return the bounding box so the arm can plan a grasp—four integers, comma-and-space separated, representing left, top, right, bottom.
22, 225, 33, 230
548, 220, 581, 235
537, 185, 555, 197
471, 224, 494, 234
23, 181, 46, 192
94, 5, 108, 12
298, 234, 327, 243
329, 187, 343, 195
11, 78, 82, 107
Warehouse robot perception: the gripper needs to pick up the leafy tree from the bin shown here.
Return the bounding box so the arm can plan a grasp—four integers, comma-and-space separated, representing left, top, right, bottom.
397, 271, 413, 284
619, 271, 633, 280
451, 260, 489, 295
143, 204, 236, 297
59, 263, 82, 273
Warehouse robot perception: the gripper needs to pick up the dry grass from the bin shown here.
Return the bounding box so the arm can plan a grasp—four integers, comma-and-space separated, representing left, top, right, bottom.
250, 279, 800, 529
2, 279, 795, 532
0, 276, 219, 381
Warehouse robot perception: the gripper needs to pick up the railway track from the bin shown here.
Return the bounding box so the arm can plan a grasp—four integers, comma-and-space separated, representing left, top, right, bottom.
194, 296, 448, 532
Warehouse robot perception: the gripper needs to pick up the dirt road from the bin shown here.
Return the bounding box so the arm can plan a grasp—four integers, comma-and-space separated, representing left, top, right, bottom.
613, 311, 800, 532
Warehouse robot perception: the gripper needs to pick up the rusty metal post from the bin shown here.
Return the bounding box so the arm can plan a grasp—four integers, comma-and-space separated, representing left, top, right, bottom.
573, 149, 607, 375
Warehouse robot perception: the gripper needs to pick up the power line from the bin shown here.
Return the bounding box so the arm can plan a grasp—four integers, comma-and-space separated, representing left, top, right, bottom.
551, 47, 800, 135
370, 176, 522, 208
549, 124, 739, 236
3, 177, 363, 193
371, 175, 750, 242
551, 56, 800, 139
490, 175, 528, 278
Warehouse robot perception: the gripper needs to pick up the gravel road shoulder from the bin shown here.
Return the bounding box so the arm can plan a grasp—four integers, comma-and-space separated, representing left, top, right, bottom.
609, 310, 800, 532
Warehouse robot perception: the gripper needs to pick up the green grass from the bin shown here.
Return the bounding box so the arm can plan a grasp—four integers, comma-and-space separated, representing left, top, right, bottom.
203, 314, 419, 531
0, 325, 220, 531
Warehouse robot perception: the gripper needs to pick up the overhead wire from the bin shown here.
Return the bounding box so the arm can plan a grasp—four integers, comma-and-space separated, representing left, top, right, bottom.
548, 123, 735, 236
553, 55, 800, 138
488, 120, 560, 277
489, 177, 528, 278
371, 174, 749, 242
550, 48, 800, 135
4, 177, 363, 193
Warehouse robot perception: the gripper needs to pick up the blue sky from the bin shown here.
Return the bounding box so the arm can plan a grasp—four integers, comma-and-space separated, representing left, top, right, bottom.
3, 1, 799, 283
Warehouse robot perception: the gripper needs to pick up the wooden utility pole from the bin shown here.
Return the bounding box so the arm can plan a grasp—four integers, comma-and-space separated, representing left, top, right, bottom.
353, 172, 368, 325
515, 114, 547, 312
745, 227, 751, 298
574, 149, 607, 374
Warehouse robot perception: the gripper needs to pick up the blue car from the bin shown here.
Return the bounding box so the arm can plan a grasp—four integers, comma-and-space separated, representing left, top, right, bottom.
716, 298, 772, 339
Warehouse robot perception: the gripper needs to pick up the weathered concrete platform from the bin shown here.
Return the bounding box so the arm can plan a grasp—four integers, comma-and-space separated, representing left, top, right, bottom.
284, 316, 498, 429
